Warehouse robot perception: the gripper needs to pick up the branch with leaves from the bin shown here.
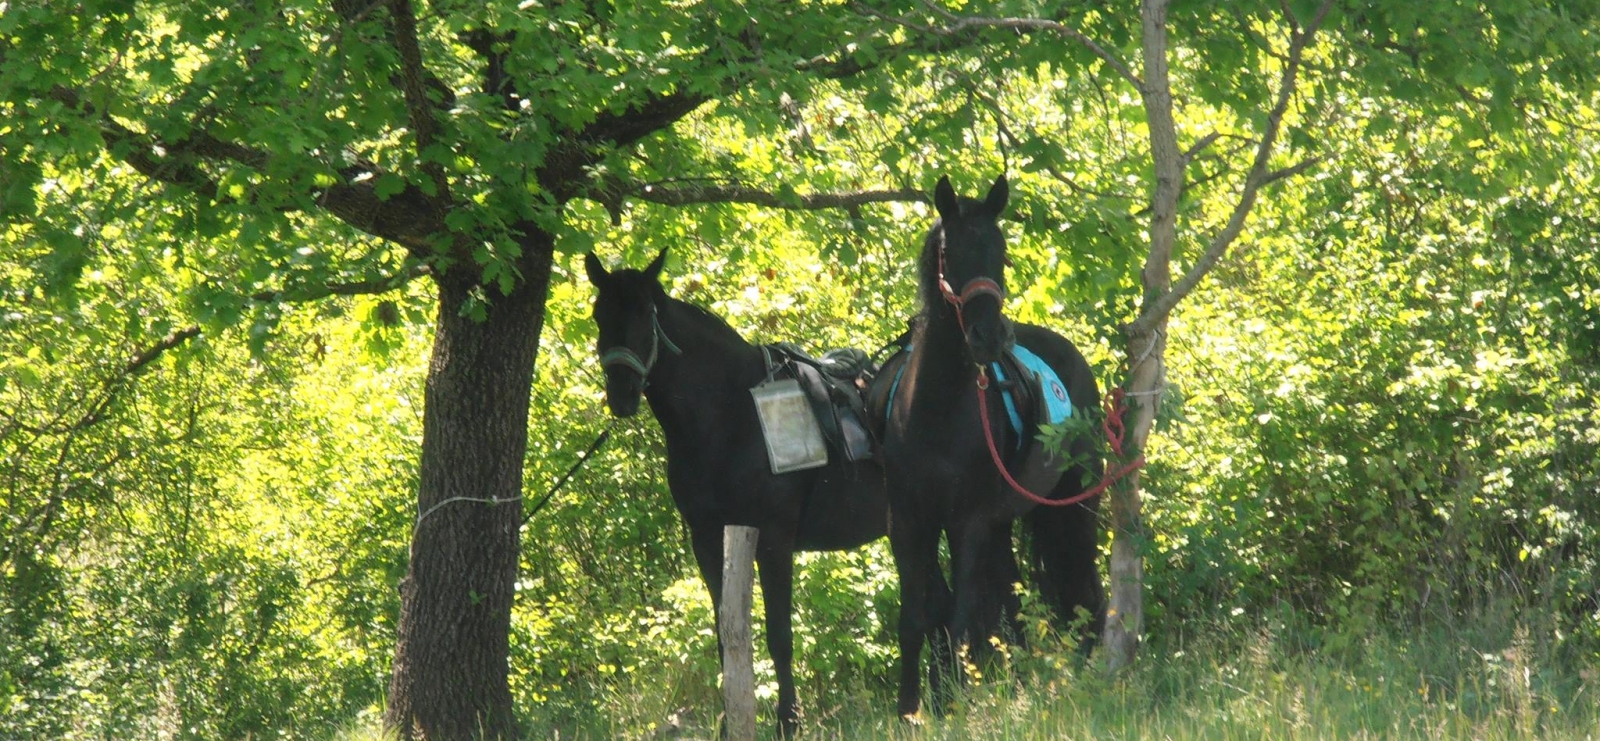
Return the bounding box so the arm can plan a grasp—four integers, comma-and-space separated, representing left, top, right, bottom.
1124, 0, 1334, 337
621, 180, 925, 210
853, 1, 1142, 88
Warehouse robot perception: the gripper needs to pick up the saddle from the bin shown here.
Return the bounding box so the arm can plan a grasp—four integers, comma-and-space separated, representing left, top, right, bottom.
764, 343, 878, 464
880, 342, 1066, 445
876, 333, 1074, 496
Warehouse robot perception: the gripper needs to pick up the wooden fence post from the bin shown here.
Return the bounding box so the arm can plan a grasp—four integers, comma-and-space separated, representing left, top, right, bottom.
720, 525, 759, 741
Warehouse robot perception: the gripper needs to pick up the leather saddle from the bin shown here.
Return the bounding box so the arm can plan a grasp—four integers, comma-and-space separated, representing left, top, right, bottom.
765, 343, 878, 463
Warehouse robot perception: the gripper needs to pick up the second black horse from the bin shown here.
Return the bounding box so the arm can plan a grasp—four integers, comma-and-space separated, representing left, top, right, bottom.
873, 174, 1107, 719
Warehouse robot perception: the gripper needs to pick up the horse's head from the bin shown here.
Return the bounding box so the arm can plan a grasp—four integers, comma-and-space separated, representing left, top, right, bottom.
584, 247, 672, 418
930, 173, 1014, 365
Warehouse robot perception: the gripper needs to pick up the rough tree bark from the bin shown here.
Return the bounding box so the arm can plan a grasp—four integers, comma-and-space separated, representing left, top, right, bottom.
384, 235, 555, 739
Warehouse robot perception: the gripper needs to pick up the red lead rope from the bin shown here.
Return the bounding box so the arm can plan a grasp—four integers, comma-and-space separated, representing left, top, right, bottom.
938, 239, 1145, 506
975, 373, 1147, 507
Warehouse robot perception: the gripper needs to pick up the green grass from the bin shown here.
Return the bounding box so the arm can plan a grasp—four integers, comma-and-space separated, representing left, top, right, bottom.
332, 605, 1599, 740
503, 615, 1599, 741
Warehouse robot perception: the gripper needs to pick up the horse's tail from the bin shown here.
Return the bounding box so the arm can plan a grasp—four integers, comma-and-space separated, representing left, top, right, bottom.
1023, 477, 1107, 651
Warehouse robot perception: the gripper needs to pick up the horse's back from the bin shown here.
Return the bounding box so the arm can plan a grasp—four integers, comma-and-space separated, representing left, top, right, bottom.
1013, 323, 1100, 411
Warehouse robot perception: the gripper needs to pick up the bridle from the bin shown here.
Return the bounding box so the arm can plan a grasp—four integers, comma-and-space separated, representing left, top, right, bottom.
935, 228, 1006, 338
599, 302, 682, 381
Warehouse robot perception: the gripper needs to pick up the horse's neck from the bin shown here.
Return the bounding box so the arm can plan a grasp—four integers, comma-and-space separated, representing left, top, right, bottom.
642, 298, 763, 437
908, 302, 980, 397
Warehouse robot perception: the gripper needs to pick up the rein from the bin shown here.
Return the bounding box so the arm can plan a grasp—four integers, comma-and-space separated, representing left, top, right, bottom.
599, 303, 682, 380
937, 234, 1145, 507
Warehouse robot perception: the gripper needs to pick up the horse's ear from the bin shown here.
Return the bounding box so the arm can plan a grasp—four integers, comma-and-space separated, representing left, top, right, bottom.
584, 252, 609, 287
933, 175, 960, 221
982, 174, 1009, 217
644, 246, 669, 283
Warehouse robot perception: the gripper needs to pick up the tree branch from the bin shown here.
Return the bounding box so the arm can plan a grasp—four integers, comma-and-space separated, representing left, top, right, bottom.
13, 260, 426, 442
74, 326, 204, 431
854, 2, 1143, 90
121, 327, 203, 380
577, 90, 713, 148
622, 180, 925, 210
250, 262, 433, 304
1261, 154, 1325, 185
463, 29, 518, 112
1126, 0, 1333, 337
47, 84, 451, 253
386, 0, 451, 200
48, 87, 225, 200
537, 4, 1003, 201
1182, 131, 1223, 163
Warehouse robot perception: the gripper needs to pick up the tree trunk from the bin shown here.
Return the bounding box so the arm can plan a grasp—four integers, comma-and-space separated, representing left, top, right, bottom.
1104, 323, 1166, 671
1104, 0, 1180, 673
384, 235, 556, 740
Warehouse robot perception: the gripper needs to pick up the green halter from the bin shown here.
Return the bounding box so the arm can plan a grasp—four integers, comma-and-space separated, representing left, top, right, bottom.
599, 303, 682, 379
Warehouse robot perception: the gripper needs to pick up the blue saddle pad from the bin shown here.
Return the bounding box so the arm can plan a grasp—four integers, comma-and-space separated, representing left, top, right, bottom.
888, 343, 1073, 446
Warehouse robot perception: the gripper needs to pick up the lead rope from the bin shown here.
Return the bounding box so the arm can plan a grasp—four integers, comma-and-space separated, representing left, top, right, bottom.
938, 239, 1144, 507
974, 379, 1145, 507
522, 421, 616, 525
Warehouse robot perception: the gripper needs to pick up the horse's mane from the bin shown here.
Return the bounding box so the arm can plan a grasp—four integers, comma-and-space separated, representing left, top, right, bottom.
607, 265, 756, 354
635, 279, 752, 353
916, 220, 946, 317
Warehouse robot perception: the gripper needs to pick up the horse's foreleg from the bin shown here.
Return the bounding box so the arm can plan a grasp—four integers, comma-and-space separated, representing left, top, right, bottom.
945, 518, 1002, 694
755, 538, 800, 738
888, 513, 940, 719
924, 557, 955, 716
687, 525, 727, 666
987, 521, 1025, 649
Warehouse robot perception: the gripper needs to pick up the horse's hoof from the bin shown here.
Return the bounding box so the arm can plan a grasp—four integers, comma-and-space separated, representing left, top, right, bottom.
899, 712, 924, 726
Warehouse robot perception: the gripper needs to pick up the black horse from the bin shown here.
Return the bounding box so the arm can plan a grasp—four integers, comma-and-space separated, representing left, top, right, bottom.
584, 248, 888, 736
871, 174, 1106, 719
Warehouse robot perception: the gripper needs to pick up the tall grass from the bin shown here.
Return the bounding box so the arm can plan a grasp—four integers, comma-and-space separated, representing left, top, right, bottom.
508, 608, 1599, 741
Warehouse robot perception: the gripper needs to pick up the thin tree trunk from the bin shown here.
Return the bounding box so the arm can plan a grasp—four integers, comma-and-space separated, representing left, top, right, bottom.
384, 235, 556, 740
1104, 323, 1166, 671
1104, 0, 1180, 673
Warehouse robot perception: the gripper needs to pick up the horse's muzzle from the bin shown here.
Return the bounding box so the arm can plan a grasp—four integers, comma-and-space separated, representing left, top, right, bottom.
965, 317, 1015, 366
604, 374, 645, 418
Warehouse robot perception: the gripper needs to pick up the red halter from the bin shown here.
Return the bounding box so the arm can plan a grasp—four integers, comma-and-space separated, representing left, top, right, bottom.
936, 237, 1005, 335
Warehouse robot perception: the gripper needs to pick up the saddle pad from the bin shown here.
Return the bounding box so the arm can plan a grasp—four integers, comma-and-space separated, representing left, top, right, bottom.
886, 342, 1073, 443
993, 344, 1073, 430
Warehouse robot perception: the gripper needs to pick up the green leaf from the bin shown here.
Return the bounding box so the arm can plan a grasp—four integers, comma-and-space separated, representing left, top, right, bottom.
374, 174, 407, 200
2, 160, 43, 221
1288, 0, 1323, 27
